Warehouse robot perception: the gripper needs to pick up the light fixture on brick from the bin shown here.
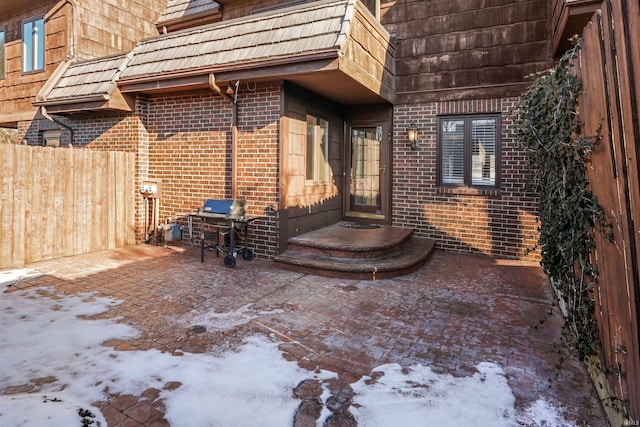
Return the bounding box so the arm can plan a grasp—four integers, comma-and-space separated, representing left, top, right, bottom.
407, 124, 419, 150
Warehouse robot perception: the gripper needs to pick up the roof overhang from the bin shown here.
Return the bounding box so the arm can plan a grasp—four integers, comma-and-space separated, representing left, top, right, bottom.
33, 0, 395, 112
33, 92, 135, 114
552, 0, 600, 56
117, 50, 392, 105
0, 110, 37, 128
157, 9, 223, 33
119, 0, 395, 105
33, 54, 136, 115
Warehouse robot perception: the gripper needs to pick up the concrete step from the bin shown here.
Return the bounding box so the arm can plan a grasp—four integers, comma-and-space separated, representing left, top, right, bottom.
274, 224, 435, 279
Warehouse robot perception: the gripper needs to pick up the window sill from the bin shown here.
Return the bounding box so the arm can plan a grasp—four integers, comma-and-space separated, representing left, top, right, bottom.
436, 186, 501, 197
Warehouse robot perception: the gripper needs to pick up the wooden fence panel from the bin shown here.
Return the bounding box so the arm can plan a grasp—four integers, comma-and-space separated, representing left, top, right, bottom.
577, 1, 640, 420
0, 145, 136, 269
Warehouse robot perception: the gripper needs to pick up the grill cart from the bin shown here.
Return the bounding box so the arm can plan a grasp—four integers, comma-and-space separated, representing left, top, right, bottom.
187, 199, 265, 268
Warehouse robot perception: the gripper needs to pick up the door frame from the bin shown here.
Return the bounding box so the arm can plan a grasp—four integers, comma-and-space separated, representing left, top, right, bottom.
344, 116, 392, 223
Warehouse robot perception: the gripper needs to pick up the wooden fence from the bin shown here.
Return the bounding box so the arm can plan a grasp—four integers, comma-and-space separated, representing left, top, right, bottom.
577, 1, 640, 422
0, 144, 136, 268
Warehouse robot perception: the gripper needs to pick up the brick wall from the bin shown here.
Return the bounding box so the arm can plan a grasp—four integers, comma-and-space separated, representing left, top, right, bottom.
234, 85, 281, 256
20, 88, 282, 257
392, 97, 540, 259
140, 86, 281, 257
18, 89, 538, 261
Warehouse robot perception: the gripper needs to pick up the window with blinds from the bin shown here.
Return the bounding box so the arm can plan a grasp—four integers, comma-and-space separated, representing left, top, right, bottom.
437, 115, 500, 188
441, 119, 465, 184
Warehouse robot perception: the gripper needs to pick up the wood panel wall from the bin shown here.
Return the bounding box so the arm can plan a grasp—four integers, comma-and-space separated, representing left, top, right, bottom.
280, 84, 344, 248
75, 0, 167, 59
0, 145, 136, 269
0, 0, 67, 120
382, 0, 552, 102
0, 0, 166, 125
577, 2, 640, 422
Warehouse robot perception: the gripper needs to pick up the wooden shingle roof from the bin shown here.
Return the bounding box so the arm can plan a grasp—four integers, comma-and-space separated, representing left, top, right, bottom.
35, 0, 394, 110
121, 0, 356, 80
156, 0, 222, 32
158, 0, 221, 23
35, 54, 134, 112
43, 54, 129, 100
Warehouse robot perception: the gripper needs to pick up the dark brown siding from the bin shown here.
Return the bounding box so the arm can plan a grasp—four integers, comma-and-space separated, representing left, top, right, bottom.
382, 0, 552, 102
578, 3, 640, 422
281, 84, 345, 247
0, 1, 67, 123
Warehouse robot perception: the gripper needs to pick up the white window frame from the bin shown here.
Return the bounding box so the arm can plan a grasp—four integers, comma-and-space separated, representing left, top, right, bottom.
0, 26, 5, 79
23, 16, 45, 73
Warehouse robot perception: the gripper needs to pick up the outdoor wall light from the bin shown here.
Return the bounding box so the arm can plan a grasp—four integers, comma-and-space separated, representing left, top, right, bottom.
407, 124, 419, 150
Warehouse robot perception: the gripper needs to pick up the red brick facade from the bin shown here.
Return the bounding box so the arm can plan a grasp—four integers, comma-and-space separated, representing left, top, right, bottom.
51, 87, 282, 256
20, 88, 539, 261
393, 98, 539, 259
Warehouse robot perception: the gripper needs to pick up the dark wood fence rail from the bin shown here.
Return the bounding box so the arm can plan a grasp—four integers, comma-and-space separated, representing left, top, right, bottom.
0, 145, 136, 268
577, 0, 640, 422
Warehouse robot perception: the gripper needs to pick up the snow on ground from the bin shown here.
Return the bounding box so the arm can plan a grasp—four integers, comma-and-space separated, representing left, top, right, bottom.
0, 274, 578, 427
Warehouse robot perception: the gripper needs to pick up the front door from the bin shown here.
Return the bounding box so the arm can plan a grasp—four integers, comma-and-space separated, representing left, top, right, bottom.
346, 122, 389, 220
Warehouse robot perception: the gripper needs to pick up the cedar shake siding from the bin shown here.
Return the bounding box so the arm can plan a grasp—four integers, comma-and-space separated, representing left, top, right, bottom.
0, 0, 166, 127
382, 0, 552, 102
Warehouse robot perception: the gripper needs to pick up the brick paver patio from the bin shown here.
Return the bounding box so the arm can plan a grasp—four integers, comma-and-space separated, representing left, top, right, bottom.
3, 244, 608, 426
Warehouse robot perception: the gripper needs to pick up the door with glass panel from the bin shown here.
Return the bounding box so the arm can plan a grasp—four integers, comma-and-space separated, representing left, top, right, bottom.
347, 124, 387, 217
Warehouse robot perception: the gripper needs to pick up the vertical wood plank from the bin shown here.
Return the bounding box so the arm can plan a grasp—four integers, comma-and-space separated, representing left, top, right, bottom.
91, 151, 106, 252
28, 146, 45, 264
115, 151, 126, 247
0, 145, 14, 268
63, 146, 75, 257
578, 2, 640, 419
126, 152, 136, 246
105, 151, 117, 249
41, 147, 56, 261
52, 148, 66, 259
12, 145, 29, 267
73, 148, 88, 255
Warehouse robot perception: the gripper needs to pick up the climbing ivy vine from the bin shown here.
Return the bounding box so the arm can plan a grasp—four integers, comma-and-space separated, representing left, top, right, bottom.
515, 38, 607, 360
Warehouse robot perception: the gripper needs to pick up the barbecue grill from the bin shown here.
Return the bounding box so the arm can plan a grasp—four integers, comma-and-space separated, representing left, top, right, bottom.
187, 199, 265, 268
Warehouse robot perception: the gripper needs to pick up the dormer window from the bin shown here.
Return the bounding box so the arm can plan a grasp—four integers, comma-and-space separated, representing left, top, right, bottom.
23, 16, 45, 73
361, 0, 380, 20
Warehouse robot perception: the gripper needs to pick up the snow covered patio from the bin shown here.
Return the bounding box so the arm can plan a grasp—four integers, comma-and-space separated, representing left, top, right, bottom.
0, 245, 607, 426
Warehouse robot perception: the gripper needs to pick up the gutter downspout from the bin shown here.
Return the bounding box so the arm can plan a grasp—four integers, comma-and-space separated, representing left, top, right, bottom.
40, 1, 77, 145
209, 74, 238, 199
40, 107, 75, 145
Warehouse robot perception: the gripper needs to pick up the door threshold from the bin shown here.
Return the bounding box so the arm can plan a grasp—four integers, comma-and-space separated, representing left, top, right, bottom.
345, 211, 385, 220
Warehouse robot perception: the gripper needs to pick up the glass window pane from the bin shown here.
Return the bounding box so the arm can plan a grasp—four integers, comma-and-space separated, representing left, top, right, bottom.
305, 115, 316, 180
441, 119, 465, 184
0, 29, 5, 78
471, 118, 497, 186
23, 21, 33, 72
318, 118, 329, 181
34, 18, 44, 70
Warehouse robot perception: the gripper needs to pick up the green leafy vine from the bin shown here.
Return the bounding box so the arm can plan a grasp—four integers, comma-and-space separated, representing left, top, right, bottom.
515, 38, 605, 360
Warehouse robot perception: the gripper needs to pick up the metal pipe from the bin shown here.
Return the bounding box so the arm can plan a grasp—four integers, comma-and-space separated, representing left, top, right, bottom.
208, 74, 238, 199
40, 107, 75, 145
